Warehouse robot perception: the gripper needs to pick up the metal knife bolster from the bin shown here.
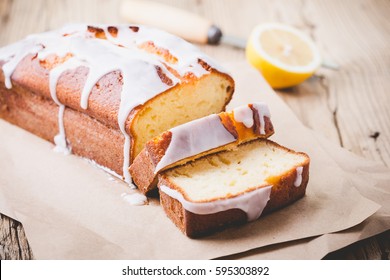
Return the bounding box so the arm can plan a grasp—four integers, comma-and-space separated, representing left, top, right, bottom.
207, 25, 247, 49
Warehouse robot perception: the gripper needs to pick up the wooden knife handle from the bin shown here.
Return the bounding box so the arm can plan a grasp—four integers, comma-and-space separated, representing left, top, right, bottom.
120, 0, 222, 44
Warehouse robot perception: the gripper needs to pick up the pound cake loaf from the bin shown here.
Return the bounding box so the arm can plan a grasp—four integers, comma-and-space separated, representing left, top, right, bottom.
0, 24, 234, 182
130, 102, 274, 195
158, 139, 310, 238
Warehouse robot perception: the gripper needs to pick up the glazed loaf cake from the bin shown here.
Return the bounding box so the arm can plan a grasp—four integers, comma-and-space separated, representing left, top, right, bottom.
158, 139, 310, 238
130, 103, 274, 195
0, 24, 234, 182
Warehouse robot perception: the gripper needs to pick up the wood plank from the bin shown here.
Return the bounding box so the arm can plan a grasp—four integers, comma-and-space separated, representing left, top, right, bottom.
325, 230, 390, 260
0, 214, 34, 260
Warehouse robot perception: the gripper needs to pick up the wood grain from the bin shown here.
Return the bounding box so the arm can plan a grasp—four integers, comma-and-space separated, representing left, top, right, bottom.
0, 214, 33, 260
0, 0, 389, 260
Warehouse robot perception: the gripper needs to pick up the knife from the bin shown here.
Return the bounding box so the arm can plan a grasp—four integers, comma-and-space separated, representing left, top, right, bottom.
120, 0, 247, 49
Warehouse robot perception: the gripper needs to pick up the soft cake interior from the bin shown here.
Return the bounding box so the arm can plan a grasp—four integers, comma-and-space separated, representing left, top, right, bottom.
164, 139, 308, 202
131, 73, 233, 160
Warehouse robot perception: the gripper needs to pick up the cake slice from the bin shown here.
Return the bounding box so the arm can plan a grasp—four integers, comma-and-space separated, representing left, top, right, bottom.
158, 139, 310, 238
130, 103, 274, 195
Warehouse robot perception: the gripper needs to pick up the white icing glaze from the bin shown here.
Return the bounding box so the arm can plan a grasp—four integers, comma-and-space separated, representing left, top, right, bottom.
233, 105, 254, 128
121, 192, 148, 206
294, 166, 303, 187
154, 114, 236, 173
154, 102, 272, 173
0, 24, 225, 183
160, 185, 272, 221
252, 103, 271, 135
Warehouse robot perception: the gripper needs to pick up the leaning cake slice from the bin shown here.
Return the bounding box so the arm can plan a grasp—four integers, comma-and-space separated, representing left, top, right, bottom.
158, 139, 310, 238
130, 103, 274, 195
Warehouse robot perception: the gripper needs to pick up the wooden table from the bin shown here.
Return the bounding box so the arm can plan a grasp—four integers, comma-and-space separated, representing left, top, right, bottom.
0, 0, 389, 259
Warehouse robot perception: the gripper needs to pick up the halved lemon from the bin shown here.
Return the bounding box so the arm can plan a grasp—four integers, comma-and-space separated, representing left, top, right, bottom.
246, 23, 322, 89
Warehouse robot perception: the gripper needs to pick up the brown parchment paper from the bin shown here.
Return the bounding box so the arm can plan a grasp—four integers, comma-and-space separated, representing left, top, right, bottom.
0, 61, 386, 259
222, 128, 390, 259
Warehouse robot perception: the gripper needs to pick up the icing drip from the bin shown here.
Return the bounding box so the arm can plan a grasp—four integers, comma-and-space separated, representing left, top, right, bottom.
294, 166, 303, 187
80, 63, 116, 109
160, 185, 273, 221
53, 105, 70, 154
252, 103, 271, 135
154, 114, 236, 173
49, 58, 81, 154
121, 192, 148, 206
233, 105, 254, 128
0, 24, 225, 183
